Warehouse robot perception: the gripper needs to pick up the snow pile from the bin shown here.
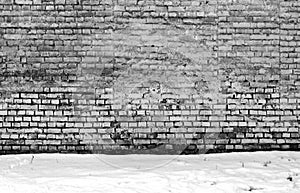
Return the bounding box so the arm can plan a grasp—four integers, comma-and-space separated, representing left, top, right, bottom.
0, 151, 299, 193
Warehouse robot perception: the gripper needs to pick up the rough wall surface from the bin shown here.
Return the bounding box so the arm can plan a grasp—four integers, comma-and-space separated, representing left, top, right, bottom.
0, 0, 299, 154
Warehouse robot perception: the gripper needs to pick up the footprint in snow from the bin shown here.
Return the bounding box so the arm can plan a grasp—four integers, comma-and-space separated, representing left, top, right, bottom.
9, 157, 31, 169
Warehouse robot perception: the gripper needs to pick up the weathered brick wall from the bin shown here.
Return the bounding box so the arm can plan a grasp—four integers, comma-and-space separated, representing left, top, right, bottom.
0, 0, 299, 154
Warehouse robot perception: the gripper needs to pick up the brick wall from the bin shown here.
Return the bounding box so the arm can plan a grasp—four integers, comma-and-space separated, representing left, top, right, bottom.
0, 0, 299, 154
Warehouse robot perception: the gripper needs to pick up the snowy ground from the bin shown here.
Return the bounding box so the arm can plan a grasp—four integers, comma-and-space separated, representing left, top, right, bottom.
0, 151, 300, 193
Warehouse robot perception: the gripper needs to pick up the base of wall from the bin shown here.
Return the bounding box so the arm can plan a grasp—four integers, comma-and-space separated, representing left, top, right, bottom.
1, 144, 300, 155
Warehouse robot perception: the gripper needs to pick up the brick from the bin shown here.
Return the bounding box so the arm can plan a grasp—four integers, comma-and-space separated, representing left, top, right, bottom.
242, 139, 259, 144
0, 111, 7, 115
15, 0, 32, 4
3, 34, 22, 39
259, 139, 276, 144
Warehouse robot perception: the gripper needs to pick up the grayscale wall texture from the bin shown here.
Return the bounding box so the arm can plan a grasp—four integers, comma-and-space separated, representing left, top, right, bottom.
0, 0, 299, 154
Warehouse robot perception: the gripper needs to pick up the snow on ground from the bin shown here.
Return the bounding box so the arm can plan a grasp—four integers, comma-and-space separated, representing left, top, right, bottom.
0, 151, 300, 193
